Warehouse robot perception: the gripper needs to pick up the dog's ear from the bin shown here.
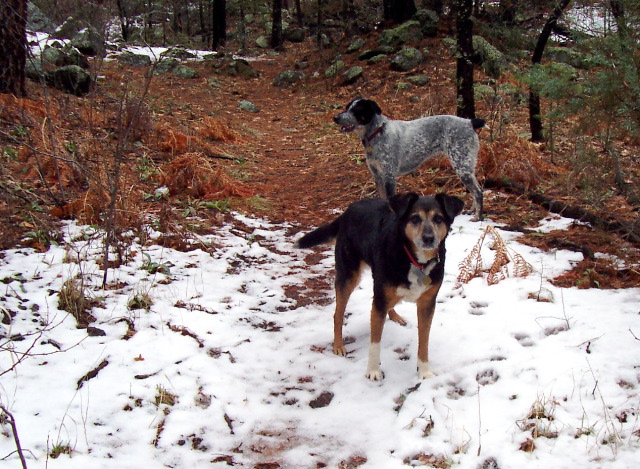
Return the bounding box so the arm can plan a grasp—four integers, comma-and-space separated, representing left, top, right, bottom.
389, 193, 419, 219
365, 99, 382, 116
353, 99, 382, 125
435, 193, 465, 222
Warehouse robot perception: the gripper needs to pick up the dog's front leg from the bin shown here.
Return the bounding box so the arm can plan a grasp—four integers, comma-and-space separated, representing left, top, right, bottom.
365, 307, 386, 380
416, 284, 441, 379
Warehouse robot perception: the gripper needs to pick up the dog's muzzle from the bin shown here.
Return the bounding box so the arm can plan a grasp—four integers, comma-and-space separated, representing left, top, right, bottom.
333, 114, 355, 133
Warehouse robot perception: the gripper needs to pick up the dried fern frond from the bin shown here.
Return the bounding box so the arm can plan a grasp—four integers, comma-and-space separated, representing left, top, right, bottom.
457, 225, 534, 286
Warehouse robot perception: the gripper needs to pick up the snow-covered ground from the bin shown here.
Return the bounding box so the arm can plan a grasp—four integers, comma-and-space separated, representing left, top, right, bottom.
1, 209, 638, 468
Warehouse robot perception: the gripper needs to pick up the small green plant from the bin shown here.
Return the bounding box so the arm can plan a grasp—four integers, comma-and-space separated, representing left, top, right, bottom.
2, 146, 18, 160
137, 156, 158, 181
141, 252, 172, 275
128, 290, 153, 310
50, 442, 72, 459
154, 385, 177, 407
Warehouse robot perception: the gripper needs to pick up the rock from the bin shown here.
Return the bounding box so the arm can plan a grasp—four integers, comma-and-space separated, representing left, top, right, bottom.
358, 45, 395, 61
342, 66, 363, 85
284, 27, 306, 43
346, 38, 365, 53
207, 78, 221, 88
52, 16, 80, 40
25, 58, 45, 82
394, 82, 411, 91
407, 75, 430, 86
154, 57, 179, 75
161, 47, 197, 60
62, 45, 90, 69
472, 36, 508, 78
221, 59, 259, 78
172, 65, 198, 79
238, 100, 259, 113
414, 9, 439, 37
273, 70, 304, 87
378, 20, 422, 47
367, 54, 388, 65
390, 47, 422, 72
255, 35, 269, 49
86, 326, 106, 337
70, 28, 104, 57
325, 60, 345, 78
117, 51, 152, 68
45, 65, 91, 95
41, 47, 67, 67
27, 2, 54, 33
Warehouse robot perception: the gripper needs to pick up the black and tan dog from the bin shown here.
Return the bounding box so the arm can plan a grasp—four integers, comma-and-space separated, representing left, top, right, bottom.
296, 192, 464, 380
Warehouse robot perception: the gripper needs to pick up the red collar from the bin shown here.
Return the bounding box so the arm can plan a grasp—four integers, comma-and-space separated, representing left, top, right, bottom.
362, 123, 385, 144
403, 244, 439, 270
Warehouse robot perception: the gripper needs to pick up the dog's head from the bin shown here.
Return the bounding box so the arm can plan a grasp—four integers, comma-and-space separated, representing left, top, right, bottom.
390, 193, 464, 258
333, 98, 382, 133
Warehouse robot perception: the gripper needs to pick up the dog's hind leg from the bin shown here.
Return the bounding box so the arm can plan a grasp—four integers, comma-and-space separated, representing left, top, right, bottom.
333, 262, 363, 356
387, 309, 407, 326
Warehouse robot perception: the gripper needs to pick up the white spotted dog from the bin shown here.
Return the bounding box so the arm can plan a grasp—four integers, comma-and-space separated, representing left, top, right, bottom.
334, 97, 485, 221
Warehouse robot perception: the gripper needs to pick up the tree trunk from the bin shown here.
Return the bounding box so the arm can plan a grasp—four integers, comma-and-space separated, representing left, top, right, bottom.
212, 0, 226, 50
295, 0, 303, 26
116, 0, 130, 41
424, 0, 443, 16
271, 0, 284, 50
529, 0, 571, 142
455, 0, 475, 119
0, 0, 27, 97
384, 0, 417, 24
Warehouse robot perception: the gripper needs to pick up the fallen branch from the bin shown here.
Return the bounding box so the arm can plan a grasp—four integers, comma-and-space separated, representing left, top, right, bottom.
0, 404, 28, 469
484, 177, 640, 244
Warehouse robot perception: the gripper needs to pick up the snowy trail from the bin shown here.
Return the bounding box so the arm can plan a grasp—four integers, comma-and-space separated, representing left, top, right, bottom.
0, 213, 639, 468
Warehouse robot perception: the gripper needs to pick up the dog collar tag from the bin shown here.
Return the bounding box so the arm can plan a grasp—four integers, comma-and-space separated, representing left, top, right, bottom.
411, 265, 431, 286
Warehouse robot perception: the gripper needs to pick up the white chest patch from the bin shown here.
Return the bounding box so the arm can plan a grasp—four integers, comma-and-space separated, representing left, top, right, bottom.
397, 267, 432, 303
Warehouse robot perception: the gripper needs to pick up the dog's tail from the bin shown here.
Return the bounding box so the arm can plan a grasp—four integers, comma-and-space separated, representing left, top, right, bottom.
295, 219, 340, 249
471, 118, 486, 130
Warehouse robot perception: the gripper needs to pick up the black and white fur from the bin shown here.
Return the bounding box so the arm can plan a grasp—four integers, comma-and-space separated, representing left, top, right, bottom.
334, 98, 485, 220
296, 192, 464, 380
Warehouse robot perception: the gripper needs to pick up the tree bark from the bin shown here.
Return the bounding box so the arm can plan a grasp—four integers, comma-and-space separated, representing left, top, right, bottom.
211, 0, 226, 50
271, 0, 284, 50
529, 0, 571, 142
383, 0, 417, 24
455, 0, 475, 119
0, 0, 27, 97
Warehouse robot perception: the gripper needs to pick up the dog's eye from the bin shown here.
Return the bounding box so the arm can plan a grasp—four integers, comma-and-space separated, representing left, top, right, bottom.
409, 214, 422, 225
433, 215, 444, 224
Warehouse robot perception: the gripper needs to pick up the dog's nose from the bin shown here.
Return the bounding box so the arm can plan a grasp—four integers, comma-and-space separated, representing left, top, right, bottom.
333, 114, 340, 123
422, 233, 435, 246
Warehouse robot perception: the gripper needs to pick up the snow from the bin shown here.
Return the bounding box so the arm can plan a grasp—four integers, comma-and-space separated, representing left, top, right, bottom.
1, 210, 638, 469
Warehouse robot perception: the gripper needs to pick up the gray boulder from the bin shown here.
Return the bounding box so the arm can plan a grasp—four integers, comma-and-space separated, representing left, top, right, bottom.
378, 21, 422, 47
284, 27, 306, 43
70, 28, 104, 57
238, 100, 260, 112
273, 70, 304, 87
172, 65, 198, 79
118, 51, 152, 68
161, 47, 197, 60
154, 57, 179, 75
52, 16, 80, 39
346, 38, 365, 53
342, 66, 363, 85
391, 47, 422, 72
407, 75, 430, 86
358, 46, 395, 61
27, 2, 54, 33
45, 65, 91, 95
220, 59, 259, 78
41, 47, 67, 67
62, 45, 90, 69
325, 60, 345, 78
473, 36, 508, 78
414, 9, 439, 37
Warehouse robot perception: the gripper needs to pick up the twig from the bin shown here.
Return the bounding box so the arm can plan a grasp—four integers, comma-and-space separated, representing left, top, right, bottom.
0, 404, 28, 469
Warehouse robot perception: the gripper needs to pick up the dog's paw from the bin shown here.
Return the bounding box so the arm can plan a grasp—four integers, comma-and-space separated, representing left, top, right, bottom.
417, 360, 434, 379
387, 309, 407, 326
365, 368, 384, 381
333, 344, 347, 356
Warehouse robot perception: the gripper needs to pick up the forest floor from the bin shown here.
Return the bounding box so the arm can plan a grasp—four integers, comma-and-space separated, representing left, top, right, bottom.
1, 34, 639, 288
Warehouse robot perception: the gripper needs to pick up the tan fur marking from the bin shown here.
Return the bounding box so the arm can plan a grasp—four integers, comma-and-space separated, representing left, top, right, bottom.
333, 263, 364, 356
